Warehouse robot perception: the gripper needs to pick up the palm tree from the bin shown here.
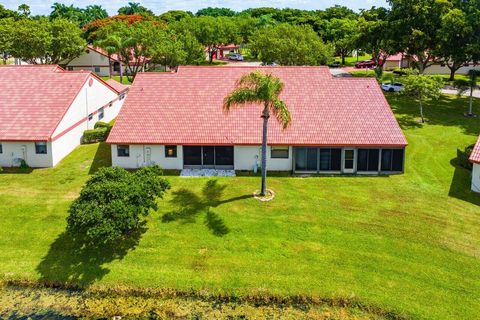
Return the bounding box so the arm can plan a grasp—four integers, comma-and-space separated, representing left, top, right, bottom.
224, 71, 291, 197
454, 70, 480, 117
96, 35, 121, 80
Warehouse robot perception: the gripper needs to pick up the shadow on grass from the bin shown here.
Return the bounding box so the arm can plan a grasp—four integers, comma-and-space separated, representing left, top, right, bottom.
6, 310, 78, 320
88, 142, 112, 175
162, 180, 251, 236
448, 151, 480, 206
36, 227, 145, 288
387, 93, 480, 135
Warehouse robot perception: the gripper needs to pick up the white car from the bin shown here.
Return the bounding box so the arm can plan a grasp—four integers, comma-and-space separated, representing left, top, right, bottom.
381, 82, 404, 92
228, 53, 244, 61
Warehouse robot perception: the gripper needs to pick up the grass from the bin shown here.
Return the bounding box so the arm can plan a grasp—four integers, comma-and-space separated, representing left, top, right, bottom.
1, 94, 480, 319
334, 54, 373, 66
101, 75, 132, 85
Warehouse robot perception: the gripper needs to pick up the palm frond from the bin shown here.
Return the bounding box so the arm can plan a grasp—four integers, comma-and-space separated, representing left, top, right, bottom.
223, 87, 260, 111
271, 99, 291, 129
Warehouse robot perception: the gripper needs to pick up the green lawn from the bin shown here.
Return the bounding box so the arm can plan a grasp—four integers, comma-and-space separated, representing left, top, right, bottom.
1, 94, 480, 319
101, 76, 132, 85
335, 54, 373, 66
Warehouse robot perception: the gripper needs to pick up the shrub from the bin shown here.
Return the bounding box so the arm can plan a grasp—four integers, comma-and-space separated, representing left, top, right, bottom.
94, 121, 109, 129
455, 144, 474, 171
82, 128, 108, 144
20, 160, 29, 169
67, 166, 170, 243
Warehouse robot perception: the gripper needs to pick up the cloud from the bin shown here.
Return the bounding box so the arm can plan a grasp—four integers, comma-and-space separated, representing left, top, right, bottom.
1, 0, 388, 15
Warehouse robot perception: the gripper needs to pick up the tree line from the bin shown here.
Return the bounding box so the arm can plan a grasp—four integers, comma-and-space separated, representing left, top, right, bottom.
0, 1, 479, 81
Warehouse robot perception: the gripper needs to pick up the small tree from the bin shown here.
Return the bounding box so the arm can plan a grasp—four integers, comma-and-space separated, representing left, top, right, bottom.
67, 166, 170, 243
224, 71, 291, 196
401, 74, 443, 123
454, 70, 480, 117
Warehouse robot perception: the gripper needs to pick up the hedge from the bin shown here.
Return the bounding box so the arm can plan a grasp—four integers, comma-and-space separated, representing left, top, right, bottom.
82, 127, 109, 144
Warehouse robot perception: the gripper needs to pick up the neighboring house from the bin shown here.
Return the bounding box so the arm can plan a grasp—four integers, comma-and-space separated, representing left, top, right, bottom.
207, 44, 241, 60
469, 136, 480, 193
382, 53, 412, 69
63, 45, 128, 77
0, 65, 127, 168
107, 66, 407, 174
383, 52, 480, 74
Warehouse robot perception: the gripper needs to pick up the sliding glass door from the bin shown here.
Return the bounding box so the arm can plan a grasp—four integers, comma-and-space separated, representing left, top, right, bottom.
183, 146, 234, 169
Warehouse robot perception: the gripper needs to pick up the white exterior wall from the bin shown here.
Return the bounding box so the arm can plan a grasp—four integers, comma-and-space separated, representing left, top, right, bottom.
0, 142, 53, 167
472, 163, 480, 193
234, 146, 293, 171
111, 144, 293, 171
65, 49, 126, 77
48, 76, 124, 166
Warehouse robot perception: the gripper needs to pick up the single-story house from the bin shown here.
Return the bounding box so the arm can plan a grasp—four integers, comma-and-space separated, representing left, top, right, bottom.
63, 45, 144, 77
470, 136, 480, 192
0, 65, 127, 168
107, 66, 407, 175
383, 52, 480, 74
207, 44, 241, 61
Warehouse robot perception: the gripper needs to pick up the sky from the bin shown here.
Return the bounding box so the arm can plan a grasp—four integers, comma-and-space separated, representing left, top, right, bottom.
1, 0, 389, 16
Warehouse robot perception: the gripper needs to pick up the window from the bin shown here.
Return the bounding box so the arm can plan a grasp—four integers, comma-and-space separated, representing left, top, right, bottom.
381, 149, 404, 172
35, 142, 47, 154
165, 145, 177, 158
94, 66, 101, 73
357, 149, 380, 172
67, 66, 74, 71
98, 107, 104, 120
271, 146, 289, 159
294, 147, 341, 172
88, 113, 93, 121
117, 145, 130, 157
344, 150, 354, 169
0, 143, 3, 154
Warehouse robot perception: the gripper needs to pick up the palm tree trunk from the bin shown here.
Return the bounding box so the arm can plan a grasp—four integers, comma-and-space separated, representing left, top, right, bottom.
108, 56, 112, 79
260, 108, 269, 196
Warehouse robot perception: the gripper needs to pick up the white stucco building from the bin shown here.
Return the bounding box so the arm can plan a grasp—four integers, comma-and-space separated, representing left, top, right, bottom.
0, 65, 127, 168
63, 45, 130, 77
469, 136, 480, 193
107, 66, 407, 175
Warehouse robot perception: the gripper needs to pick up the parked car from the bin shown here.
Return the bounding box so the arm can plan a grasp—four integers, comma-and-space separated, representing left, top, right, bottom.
381, 82, 404, 92
228, 53, 244, 61
261, 62, 278, 67
329, 61, 341, 68
355, 60, 376, 69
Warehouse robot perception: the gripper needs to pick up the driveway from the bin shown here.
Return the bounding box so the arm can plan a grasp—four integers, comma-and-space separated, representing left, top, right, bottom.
329, 68, 353, 77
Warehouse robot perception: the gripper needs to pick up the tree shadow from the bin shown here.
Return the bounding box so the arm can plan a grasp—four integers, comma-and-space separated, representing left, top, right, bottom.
36, 227, 145, 288
88, 142, 112, 175
448, 151, 480, 206
162, 179, 251, 236
388, 93, 480, 135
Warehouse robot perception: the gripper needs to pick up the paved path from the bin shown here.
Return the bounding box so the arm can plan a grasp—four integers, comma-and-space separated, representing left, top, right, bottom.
329, 68, 353, 77
441, 88, 480, 98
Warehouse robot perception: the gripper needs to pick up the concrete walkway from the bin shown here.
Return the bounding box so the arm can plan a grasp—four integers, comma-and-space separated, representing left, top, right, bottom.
441, 88, 480, 98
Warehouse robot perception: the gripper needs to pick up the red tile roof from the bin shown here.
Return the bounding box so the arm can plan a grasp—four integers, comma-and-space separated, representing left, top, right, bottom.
107, 66, 407, 147
470, 135, 480, 164
106, 79, 130, 93
0, 65, 118, 141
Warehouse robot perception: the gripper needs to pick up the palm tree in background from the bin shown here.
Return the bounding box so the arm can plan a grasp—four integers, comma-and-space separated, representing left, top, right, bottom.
455, 70, 480, 117
224, 71, 291, 197
96, 35, 122, 81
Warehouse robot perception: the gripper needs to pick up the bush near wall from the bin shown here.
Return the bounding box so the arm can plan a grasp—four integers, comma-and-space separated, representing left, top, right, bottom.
82, 121, 115, 144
